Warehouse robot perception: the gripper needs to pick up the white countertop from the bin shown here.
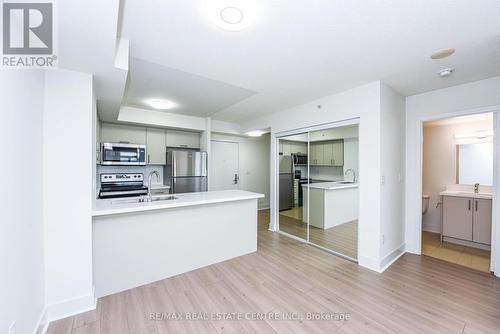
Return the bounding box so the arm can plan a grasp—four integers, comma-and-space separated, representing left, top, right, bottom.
150, 185, 170, 189
93, 190, 264, 217
302, 181, 358, 190
440, 190, 492, 199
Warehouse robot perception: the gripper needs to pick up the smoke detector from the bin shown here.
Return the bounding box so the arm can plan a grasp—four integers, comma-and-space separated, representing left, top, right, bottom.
431, 48, 455, 59
438, 68, 454, 77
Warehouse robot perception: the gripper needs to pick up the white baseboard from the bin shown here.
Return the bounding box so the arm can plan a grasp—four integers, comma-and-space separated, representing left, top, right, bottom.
258, 206, 270, 211
357, 255, 382, 272
46, 291, 96, 323
422, 222, 440, 233
34, 307, 48, 334
358, 243, 406, 273
379, 243, 406, 272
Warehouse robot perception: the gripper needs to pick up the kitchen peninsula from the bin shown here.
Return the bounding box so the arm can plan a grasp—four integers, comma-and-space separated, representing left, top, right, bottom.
303, 182, 358, 229
92, 190, 263, 297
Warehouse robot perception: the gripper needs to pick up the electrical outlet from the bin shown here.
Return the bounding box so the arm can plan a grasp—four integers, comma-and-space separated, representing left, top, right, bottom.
9, 321, 16, 334
381, 175, 386, 185
382, 234, 385, 245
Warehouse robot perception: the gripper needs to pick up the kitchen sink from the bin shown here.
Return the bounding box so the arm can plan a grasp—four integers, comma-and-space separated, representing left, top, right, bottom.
110, 195, 178, 205
149, 195, 178, 202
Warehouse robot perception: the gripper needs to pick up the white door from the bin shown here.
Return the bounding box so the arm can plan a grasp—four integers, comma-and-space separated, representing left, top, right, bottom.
210, 141, 239, 190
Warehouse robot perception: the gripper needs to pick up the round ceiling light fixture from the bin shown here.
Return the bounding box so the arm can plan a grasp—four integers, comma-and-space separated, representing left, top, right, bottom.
220, 7, 244, 24
148, 99, 175, 110
438, 68, 454, 77
206, 0, 257, 31
431, 48, 455, 59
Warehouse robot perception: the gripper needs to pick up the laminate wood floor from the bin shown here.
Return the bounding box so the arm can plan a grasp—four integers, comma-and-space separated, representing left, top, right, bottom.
422, 231, 491, 273
279, 209, 358, 259
48, 210, 500, 334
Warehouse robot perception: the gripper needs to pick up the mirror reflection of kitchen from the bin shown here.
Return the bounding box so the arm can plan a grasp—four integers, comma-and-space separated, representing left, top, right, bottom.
305, 125, 359, 259
278, 132, 309, 240
278, 124, 359, 260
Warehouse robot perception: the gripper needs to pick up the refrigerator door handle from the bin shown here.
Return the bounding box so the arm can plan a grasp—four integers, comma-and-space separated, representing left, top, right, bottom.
172, 151, 177, 177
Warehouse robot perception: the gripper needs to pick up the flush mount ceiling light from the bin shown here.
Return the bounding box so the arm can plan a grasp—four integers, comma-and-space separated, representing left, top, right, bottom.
220, 7, 243, 24
431, 48, 455, 59
438, 68, 454, 77
206, 0, 257, 31
245, 130, 266, 137
148, 99, 175, 110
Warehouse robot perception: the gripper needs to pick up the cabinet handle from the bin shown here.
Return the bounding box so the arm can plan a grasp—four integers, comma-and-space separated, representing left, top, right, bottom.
476, 200, 478, 212
468, 199, 471, 211
148, 154, 150, 164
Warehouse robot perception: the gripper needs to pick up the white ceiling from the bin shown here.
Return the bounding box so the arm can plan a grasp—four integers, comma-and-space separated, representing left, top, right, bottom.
117, 0, 500, 123
123, 58, 255, 117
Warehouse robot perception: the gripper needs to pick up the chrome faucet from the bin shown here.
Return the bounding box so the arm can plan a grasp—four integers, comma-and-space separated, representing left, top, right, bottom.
474, 183, 480, 194
147, 170, 160, 201
345, 169, 356, 183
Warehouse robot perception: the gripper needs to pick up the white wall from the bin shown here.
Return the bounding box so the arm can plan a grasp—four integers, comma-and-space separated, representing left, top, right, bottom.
405, 76, 500, 276
241, 81, 394, 271
43, 70, 95, 319
0, 72, 46, 334
210, 133, 270, 209
379, 83, 406, 268
422, 119, 493, 233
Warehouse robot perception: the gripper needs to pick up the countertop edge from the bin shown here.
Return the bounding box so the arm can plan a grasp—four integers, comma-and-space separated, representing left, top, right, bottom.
92, 193, 264, 217
439, 191, 492, 199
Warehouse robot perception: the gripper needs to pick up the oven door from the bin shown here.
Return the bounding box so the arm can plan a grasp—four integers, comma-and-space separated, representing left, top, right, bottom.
101, 143, 146, 165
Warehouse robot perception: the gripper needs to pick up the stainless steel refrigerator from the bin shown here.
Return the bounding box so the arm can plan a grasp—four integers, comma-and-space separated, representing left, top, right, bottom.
279, 155, 294, 211
164, 150, 208, 194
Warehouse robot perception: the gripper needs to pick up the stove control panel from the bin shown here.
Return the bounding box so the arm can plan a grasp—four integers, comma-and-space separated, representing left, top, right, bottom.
100, 173, 144, 183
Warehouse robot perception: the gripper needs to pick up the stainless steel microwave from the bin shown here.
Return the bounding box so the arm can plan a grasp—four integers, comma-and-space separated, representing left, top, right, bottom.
101, 142, 146, 166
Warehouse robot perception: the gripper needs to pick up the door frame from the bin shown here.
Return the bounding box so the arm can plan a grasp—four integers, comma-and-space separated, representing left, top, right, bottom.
209, 139, 240, 191
272, 117, 360, 262
414, 105, 500, 274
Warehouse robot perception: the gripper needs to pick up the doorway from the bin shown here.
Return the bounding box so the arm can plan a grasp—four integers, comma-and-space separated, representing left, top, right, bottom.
421, 112, 494, 272
210, 140, 239, 190
276, 121, 359, 261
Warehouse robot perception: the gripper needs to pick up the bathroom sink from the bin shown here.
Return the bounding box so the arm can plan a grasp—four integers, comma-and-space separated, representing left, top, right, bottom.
337, 181, 356, 184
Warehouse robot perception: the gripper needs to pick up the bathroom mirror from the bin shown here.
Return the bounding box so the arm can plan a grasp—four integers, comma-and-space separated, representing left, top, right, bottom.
456, 142, 493, 185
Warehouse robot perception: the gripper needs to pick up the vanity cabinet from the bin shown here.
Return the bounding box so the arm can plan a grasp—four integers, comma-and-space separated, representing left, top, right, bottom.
442, 195, 491, 245
473, 198, 492, 244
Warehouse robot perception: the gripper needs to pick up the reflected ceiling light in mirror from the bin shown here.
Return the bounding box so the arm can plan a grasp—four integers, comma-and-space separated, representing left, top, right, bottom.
206, 0, 258, 31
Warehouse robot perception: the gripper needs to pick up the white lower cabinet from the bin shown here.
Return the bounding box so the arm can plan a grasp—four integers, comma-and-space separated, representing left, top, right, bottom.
473, 198, 492, 244
442, 195, 491, 245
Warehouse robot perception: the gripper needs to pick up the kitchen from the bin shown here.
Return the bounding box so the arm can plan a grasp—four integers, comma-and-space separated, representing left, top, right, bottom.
92, 120, 265, 298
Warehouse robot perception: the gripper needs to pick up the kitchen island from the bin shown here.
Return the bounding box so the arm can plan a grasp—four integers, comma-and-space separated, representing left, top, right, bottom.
92, 190, 263, 297
302, 182, 358, 229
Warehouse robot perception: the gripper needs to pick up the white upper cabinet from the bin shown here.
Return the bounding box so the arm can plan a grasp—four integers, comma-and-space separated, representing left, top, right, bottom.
331, 140, 344, 166
310, 143, 324, 165
146, 127, 167, 165
101, 123, 147, 145
282, 142, 292, 156
291, 142, 307, 154
310, 140, 343, 166
166, 130, 200, 148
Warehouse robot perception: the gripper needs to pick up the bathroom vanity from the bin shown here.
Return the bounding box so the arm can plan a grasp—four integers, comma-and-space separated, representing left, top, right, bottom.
440, 190, 492, 250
